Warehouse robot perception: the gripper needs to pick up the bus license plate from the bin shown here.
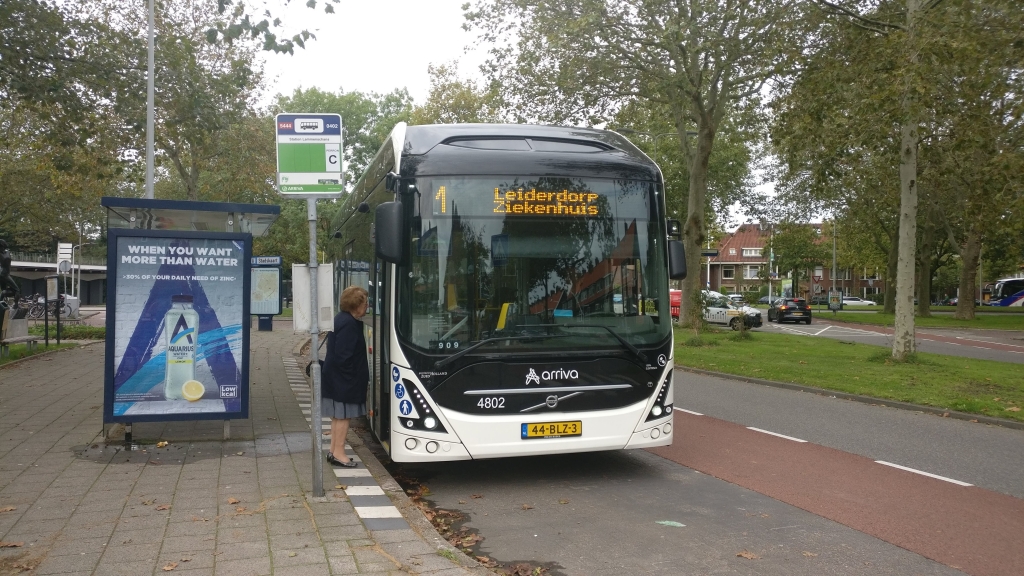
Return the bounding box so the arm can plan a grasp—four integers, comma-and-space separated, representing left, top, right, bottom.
522, 421, 582, 439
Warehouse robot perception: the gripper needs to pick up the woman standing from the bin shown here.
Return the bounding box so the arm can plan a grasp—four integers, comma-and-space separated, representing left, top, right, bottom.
321, 286, 369, 467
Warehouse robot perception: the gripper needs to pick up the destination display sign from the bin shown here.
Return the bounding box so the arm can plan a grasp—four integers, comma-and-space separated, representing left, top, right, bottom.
432, 185, 603, 217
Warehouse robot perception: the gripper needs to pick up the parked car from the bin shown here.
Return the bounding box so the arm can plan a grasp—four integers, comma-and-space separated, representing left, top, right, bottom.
703, 290, 763, 330
757, 295, 772, 305
841, 296, 874, 306
727, 293, 745, 304
767, 297, 812, 324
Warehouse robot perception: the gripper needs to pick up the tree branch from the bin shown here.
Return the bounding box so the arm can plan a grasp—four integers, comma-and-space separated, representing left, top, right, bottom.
815, 0, 904, 33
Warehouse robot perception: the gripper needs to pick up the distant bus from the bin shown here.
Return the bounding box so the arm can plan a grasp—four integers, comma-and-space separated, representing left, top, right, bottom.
987, 277, 1024, 307
328, 123, 687, 462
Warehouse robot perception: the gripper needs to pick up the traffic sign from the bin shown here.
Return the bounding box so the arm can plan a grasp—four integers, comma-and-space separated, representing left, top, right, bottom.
700, 249, 719, 257
276, 113, 343, 197
813, 274, 822, 282
57, 242, 72, 269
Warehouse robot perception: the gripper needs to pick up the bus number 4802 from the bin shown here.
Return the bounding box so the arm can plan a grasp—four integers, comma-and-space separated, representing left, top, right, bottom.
477, 397, 505, 409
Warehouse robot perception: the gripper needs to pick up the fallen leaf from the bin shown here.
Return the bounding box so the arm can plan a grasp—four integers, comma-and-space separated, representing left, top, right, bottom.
1007, 407, 1021, 412
162, 561, 178, 571
476, 556, 490, 562
156, 504, 171, 511
798, 361, 807, 364
235, 452, 244, 456
471, 494, 483, 499
228, 498, 240, 504
737, 550, 760, 560
156, 441, 168, 448
802, 551, 818, 557
235, 507, 247, 513
335, 484, 345, 490
288, 552, 297, 557
142, 499, 156, 505
0, 507, 15, 513
521, 504, 533, 510
558, 499, 569, 504
179, 558, 191, 562
0, 541, 24, 548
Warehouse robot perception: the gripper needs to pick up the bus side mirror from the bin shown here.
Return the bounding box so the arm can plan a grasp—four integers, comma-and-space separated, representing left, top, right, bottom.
375, 202, 405, 263
668, 240, 687, 279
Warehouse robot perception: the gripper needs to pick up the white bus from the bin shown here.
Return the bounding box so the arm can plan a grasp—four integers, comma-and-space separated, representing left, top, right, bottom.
329, 123, 687, 462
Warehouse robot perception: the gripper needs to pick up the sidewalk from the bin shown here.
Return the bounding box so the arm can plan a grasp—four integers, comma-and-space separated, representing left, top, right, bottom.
0, 321, 487, 575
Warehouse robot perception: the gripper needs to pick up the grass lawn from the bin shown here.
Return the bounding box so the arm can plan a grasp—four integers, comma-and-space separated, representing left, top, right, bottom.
0, 342, 78, 366
673, 327, 1024, 423
817, 311, 1024, 330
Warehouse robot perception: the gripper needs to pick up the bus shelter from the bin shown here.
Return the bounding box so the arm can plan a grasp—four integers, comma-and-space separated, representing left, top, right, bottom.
101, 198, 280, 439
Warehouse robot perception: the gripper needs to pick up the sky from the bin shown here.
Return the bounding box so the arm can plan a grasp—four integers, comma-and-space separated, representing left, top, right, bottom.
259, 0, 487, 107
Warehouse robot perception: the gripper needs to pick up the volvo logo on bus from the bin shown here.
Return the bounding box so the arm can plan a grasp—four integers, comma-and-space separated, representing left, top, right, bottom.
525, 367, 580, 385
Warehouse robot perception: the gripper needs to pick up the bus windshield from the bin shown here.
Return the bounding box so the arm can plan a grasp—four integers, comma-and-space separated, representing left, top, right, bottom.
398, 175, 670, 355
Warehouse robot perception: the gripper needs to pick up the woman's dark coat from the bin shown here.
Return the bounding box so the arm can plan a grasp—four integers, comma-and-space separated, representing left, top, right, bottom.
321, 311, 369, 405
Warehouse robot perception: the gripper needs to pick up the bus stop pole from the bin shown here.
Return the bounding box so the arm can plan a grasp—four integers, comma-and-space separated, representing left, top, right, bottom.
308, 198, 324, 497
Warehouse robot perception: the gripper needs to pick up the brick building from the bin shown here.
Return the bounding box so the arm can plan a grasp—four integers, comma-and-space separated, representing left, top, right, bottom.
702, 223, 885, 300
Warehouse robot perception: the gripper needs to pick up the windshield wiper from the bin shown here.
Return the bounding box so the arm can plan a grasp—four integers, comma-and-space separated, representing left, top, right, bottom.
532, 323, 648, 364
434, 334, 571, 369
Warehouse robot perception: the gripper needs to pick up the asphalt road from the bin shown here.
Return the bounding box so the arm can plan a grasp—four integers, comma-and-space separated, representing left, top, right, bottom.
759, 317, 1024, 364
382, 371, 1024, 576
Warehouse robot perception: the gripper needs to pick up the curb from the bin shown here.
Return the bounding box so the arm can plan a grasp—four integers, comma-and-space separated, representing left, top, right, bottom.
676, 366, 1024, 431
347, 427, 492, 575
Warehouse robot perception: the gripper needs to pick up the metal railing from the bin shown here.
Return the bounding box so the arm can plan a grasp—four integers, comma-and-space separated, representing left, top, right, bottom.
12, 251, 106, 266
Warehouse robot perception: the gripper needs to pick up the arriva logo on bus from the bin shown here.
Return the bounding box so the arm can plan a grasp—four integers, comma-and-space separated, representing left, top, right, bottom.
525, 367, 580, 385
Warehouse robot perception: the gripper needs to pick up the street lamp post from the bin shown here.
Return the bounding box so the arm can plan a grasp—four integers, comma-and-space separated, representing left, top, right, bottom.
73, 243, 93, 299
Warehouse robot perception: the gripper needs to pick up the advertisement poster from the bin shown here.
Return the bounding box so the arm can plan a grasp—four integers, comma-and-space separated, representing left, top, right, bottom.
105, 230, 250, 422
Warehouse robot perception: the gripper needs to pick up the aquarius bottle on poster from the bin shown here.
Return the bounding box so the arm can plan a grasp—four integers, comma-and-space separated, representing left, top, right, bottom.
164, 295, 199, 400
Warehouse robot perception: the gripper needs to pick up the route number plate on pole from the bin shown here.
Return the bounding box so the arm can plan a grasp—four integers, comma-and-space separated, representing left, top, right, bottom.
276, 113, 343, 197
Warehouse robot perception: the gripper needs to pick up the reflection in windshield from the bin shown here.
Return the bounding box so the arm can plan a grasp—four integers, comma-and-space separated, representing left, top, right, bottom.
398, 176, 669, 355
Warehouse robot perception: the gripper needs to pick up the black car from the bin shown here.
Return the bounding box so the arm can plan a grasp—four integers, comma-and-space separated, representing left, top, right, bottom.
768, 298, 812, 324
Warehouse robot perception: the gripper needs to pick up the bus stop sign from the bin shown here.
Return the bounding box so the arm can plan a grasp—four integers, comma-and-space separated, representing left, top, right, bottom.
276, 113, 343, 197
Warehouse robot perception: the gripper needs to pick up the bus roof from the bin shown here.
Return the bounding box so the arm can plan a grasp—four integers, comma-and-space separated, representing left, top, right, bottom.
399, 123, 660, 180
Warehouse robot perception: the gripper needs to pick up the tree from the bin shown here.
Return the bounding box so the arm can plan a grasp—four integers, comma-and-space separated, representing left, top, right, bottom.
777, 0, 1023, 357
771, 222, 829, 299
410, 63, 498, 125
465, 0, 809, 326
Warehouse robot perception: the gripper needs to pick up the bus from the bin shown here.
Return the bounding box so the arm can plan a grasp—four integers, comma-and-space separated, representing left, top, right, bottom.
987, 277, 1024, 307
328, 123, 687, 462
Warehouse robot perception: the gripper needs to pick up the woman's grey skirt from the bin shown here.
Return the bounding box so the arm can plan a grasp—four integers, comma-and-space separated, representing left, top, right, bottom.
322, 399, 367, 420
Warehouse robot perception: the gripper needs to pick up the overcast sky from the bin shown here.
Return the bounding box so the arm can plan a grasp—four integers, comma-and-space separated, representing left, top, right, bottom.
259, 0, 486, 107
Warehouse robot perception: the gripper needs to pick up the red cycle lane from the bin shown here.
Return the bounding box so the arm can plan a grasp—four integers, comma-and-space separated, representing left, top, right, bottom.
649, 412, 1024, 576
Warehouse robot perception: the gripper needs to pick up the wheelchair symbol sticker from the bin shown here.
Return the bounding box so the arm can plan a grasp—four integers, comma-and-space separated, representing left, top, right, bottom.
394, 382, 406, 399
392, 366, 400, 382
399, 399, 413, 416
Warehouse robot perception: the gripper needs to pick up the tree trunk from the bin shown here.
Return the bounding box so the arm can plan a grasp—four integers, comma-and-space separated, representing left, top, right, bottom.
892, 0, 921, 361
680, 129, 714, 327
955, 230, 981, 320
884, 240, 898, 314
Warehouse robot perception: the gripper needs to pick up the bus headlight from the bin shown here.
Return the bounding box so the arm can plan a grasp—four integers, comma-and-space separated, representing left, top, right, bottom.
646, 372, 673, 422
399, 379, 448, 433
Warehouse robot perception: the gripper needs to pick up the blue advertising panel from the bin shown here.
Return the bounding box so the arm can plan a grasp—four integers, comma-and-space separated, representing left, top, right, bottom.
104, 229, 251, 422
